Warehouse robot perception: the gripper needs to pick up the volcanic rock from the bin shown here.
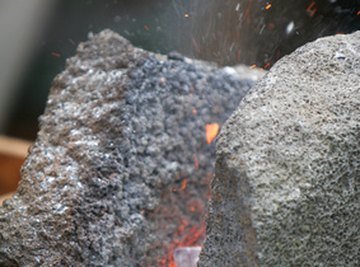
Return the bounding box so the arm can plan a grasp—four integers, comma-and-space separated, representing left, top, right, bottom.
0, 30, 261, 266
199, 31, 360, 266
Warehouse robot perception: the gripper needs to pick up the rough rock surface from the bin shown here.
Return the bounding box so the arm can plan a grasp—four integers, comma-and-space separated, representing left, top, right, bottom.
199, 31, 360, 266
0, 30, 260, 266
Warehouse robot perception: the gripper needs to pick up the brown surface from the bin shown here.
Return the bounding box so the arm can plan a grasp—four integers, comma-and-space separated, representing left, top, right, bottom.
0, 154, 24, 195
0, 192, 14, 206
0, 135, 31, 197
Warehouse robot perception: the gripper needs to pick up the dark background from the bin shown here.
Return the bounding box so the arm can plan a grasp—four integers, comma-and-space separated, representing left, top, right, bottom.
3, 0, 360, 140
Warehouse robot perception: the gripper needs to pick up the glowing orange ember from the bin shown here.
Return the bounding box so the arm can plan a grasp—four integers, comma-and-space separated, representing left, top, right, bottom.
155, 172, 211, 267
180, 179, 187, 191
159, 222, 206, 267
265, 3, 272, 10
205, 123, 220, 144
188, 205, 196, 213
357, 10, 360, 15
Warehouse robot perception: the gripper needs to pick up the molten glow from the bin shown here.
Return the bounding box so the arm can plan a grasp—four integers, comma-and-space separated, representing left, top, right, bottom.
265, 3, 272, 10
156, 174, 211, 267
181, 179, 187, 191
159, 222, 206, 267
205, 123, 220, 144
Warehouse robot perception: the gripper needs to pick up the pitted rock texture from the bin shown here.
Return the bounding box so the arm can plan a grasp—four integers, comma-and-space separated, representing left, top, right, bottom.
199, 31, 360, 266
0, 30, 259, 267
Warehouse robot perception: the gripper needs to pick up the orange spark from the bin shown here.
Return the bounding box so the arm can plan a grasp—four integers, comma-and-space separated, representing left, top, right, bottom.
357, 10, 360, 15
243, 0, 253, 23
306, 1, 317, 17
205, 123, 220, 144
181, 223, 206, 246
180, 179, 187, 191
265, 3, 272, 10
250, 64, 257, 69
51, 51, 61, 58
177, 218, 189, 235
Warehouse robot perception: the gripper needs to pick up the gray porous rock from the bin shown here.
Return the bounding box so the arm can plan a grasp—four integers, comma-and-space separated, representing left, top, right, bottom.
199, 31, 360, 266
0, 30, 261, 266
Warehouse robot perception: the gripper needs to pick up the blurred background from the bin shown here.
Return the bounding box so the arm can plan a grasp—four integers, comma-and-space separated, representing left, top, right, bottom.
0, 0, 359, 141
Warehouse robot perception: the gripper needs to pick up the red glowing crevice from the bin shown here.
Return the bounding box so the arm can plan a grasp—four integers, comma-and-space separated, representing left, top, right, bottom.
158, 221, 206, 267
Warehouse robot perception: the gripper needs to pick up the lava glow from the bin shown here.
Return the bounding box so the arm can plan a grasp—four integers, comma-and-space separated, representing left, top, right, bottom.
205, 123, 220, 144
154, 172, 211, 267
159, 221, 206, 267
